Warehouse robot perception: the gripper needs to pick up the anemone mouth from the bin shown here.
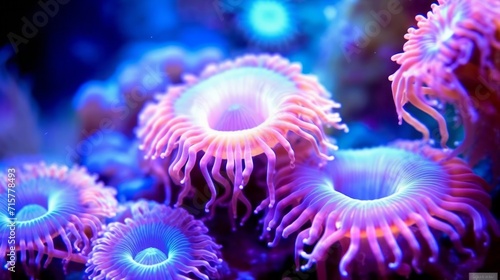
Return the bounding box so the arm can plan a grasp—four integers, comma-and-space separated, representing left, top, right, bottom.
332, 172, 399, 201
14, 178, 81, 228
330, 148, 446, 202
122, 223, 189, 266
174, 67, 295, 132
134, 247, 169, 265
17, 204, 48, 222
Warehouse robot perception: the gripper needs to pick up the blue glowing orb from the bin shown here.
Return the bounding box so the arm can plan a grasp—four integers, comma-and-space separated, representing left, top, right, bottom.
239, 0, 297, 48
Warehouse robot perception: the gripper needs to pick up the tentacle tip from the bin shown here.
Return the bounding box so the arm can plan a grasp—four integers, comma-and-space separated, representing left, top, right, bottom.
205, 208, 210, 213
299, 251, 309, 258
388, 262, 399, 269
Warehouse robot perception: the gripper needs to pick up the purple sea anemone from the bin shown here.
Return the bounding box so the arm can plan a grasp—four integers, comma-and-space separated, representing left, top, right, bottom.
0, 162, 117, 276
86, 203, 222, 280
389, 0, 500, 176
258, 141, 499, 278
136, 54, 347, 221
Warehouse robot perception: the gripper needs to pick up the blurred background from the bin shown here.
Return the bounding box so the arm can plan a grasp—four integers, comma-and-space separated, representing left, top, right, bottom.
1, 0, 498, 279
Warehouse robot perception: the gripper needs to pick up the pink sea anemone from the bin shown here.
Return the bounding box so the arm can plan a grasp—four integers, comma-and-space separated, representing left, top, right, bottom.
0, 162, 117, 277
258, 141, 499, 278
86, 202, 222, 280
389, 0, 500, 176
136, 54, 347, 222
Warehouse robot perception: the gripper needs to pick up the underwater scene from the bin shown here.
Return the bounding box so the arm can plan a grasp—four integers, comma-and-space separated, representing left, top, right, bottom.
1, 0, 499, 279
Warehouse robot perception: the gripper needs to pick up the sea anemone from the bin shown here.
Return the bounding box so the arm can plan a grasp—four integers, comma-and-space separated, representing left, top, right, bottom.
86, 203, 222, 280
388, 0, 500, 172
238, 0, 298, 48
0, 162, 117, 276
137, 54, 347, 222
258, 141, 499, 278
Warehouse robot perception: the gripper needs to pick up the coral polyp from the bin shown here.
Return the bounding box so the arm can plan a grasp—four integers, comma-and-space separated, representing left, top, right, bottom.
86, 203, 222, 280
389, 0, 500, 172
238, 0, 298, 48
258, 141, 499, 278
137, 54, 347, 221
0, 162, 117, 275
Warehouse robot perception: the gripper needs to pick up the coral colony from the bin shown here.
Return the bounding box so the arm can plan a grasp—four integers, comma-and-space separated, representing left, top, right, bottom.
1, 0, 499, 280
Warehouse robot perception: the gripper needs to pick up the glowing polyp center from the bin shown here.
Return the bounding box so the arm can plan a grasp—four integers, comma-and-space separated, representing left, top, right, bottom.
210, 102, 268, 131
175, 67, 296, 132
17, 204, 48, 222
329, 149, 430, 201
249, 1, 289, 36
134, 247, 168, 265
334, 173, 398, 201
